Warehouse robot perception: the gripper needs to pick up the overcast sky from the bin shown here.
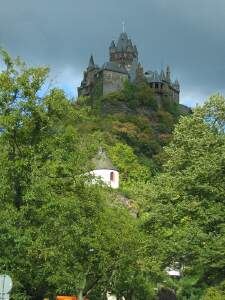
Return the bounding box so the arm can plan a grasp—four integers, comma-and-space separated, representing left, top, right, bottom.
1, 0, 225, 106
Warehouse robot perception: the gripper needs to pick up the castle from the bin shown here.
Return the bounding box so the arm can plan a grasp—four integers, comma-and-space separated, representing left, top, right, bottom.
78, 31, 180, 103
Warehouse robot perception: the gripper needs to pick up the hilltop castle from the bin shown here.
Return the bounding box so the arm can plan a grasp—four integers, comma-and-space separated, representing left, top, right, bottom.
78, 31, 180, 103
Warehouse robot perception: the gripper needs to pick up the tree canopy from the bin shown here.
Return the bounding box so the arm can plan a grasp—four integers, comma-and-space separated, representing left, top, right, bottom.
0, 50, 225, 300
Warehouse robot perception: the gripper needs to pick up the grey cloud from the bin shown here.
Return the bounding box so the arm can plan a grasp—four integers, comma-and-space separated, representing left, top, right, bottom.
1, 0, 225, 105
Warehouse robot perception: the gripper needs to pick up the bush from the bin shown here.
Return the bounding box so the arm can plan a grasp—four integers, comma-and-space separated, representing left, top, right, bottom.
201, 287, 225, 300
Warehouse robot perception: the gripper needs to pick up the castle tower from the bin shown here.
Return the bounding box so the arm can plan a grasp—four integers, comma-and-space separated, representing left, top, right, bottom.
78, 30, 180, 103
166, 65, 171, 83
88, 55, 95, 70
136, 63, 144, 82
109, 32, 138, 70
86, 54, 99, 86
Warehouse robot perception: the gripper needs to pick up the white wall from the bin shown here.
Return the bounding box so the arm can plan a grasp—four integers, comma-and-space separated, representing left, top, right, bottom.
90, 169, 119, 189
107, 293, 117, 300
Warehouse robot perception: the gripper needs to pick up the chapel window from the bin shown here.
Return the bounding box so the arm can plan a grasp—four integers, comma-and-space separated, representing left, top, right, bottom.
110, 171, 115, 182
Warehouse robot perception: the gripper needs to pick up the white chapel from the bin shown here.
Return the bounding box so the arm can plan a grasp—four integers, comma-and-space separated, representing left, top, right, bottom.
90, 149, 119, 189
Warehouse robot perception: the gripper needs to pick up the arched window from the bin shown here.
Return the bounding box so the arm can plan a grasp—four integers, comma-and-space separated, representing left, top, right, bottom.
110, 171, 115, 182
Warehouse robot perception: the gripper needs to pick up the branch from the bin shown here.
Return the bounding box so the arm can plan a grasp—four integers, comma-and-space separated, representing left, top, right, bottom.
84, 276, 102, 296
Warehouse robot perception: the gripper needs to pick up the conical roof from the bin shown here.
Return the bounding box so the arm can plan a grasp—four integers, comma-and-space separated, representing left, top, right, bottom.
133, 45, 138, 55
173, 79, 180, 90
88, 55, 95, 68
160, 70, 166, 81
92, 149, 117, 170
87, 54, 99, 71
109, 40, 116, 49
127, 39, 133, 47
154, 71, 161, 82
116, 32, 129, 51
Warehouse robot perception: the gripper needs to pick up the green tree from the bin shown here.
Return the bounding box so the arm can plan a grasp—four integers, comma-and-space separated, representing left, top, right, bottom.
0, 51, 147, 300
141, 95, 225, 298
107, 143, 151, 184
201, 287, 225, 300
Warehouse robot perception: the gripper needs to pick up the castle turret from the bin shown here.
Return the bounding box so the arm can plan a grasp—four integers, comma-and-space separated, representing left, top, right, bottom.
109, 41, 116, 53
133, 45, 138, 56
109, 32, 138, 69
109, 40, 116, 50
154, 71, 160, 82
173, 79, 180, 91
166, 65, 171, 83
136, 63, 144, 82
160, 70, 166, 81
77, 55, 100, 97
88, 55, 97, 70
127, 39, 133, 52
109, 41, 116, 61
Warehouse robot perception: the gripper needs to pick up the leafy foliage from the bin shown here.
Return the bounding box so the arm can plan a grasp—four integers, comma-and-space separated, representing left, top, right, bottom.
0, 51, 148, 300
1, 50, 224, 300
140, 95, 225, 298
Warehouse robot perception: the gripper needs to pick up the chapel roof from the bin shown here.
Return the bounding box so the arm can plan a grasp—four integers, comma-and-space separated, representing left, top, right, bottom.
92, 149, 117, 170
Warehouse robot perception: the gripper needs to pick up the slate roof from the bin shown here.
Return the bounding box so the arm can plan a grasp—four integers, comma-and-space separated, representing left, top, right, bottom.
127, 39, 133, 48
160, 70, 166, 81
110, 40, 116, 49
88, 55, 99, 70
92, 149, 117, 170
173, 79, 180, 90
117, 32, 129, 51
102, 61, 128, 74
145, 69, 180, 91
145, 70, 161, 83
133, 45, 138, 54
109, 32, 138, 55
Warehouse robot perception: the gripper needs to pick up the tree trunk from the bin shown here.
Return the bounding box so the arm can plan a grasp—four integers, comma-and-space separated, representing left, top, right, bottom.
78, 289, 83, 300
131, 292, 136, 300
78, 276, 86, 300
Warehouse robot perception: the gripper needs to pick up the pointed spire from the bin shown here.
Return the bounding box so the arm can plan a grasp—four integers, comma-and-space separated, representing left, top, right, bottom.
88, 55, 95, 69
166, 65, 171, 82
122, 21, 126, 33
127, 39, 133, 47
127, 39, 133, 52
160, 70, 166, 81
116, 32, 129, 51
109, 40, 116, 49
134, 45, 138, 56
174, 79, 180, 90
154, 71, 160, 82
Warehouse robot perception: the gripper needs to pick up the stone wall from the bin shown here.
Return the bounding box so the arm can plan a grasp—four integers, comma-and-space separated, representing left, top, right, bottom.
103, 70, 128, 95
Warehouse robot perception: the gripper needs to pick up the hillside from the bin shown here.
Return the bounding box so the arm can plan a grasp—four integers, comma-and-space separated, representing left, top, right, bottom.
76, 81, 191, 174
0, 51, 224, 300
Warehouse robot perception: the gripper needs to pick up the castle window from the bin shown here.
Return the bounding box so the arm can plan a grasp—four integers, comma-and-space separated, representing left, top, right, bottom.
110, 171, 115, 182
155, 83, 159, 89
